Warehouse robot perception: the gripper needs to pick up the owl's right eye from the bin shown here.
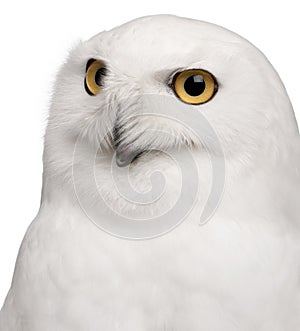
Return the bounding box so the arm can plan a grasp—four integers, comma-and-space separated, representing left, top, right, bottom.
84, 59, 106, 96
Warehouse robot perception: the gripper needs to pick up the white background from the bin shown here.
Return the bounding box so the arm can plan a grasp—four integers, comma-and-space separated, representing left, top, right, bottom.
0, 0, 299, 306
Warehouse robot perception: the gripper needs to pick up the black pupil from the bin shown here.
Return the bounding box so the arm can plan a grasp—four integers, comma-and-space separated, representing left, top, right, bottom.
95, 67, 106, 86
184, 74, 205, 96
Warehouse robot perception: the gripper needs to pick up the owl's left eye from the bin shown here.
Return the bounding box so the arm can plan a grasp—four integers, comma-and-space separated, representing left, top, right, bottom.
84, 59, 106, 96
171, 69, 218, 105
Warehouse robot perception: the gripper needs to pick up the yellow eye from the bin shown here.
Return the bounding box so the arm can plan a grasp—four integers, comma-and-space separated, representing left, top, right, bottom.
172, 69, 218, 105
84, 59, 106, 96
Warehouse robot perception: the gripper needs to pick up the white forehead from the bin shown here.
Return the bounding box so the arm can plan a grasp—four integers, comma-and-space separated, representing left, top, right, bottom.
83, 15, 251, 75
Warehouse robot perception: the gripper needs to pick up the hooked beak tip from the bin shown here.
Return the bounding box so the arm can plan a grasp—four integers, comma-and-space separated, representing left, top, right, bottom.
115, 146, 140, 167
116, 156, 131, 167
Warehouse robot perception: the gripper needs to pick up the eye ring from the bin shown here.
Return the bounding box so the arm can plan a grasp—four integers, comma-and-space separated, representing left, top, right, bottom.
172, 69, 218, 105
84, 59, 106, 96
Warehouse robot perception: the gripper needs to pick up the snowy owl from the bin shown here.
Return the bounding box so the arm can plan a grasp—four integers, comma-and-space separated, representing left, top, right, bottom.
1, 15, 300, 331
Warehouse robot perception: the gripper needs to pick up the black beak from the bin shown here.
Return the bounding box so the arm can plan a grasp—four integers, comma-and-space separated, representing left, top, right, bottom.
115, 145, 141, 167
114, 125, 142, 167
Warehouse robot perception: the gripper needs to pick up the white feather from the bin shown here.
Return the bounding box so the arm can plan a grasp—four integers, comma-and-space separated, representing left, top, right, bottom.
1, 15, 300, 331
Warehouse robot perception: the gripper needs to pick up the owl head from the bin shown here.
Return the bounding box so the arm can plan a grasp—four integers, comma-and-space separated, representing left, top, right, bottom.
43, 16, 298, 234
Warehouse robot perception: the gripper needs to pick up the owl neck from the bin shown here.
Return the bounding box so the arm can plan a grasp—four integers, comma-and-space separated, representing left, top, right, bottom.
41, 128, 298, 229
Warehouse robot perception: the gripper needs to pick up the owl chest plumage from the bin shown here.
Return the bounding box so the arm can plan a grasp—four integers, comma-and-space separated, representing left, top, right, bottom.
1, 197, 299, 331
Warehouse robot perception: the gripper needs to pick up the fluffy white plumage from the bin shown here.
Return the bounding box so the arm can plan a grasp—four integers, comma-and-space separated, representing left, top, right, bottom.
1, 15, 300, 330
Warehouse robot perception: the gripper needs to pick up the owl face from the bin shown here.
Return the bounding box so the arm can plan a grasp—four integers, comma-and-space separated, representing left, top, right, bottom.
46, 15, 296, 175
